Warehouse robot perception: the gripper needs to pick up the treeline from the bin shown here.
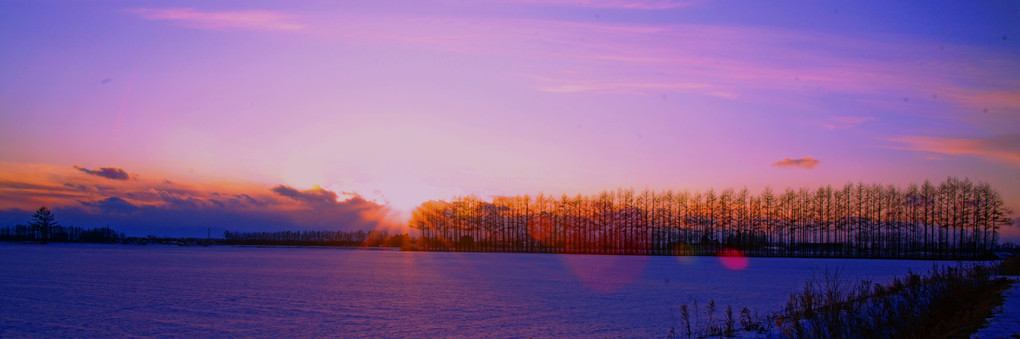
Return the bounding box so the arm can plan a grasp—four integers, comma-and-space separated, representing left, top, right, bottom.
0, 224, 125, 243
223, 229, 413, 248
409, 178, 1013, 259
1, 207, 414, 248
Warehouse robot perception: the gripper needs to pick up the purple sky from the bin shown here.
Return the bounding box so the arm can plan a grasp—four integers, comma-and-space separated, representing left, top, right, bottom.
1, 1, 1018, 239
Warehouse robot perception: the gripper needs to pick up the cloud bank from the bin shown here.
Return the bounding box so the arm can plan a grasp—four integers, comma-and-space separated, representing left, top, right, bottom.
0, 163, 403, 237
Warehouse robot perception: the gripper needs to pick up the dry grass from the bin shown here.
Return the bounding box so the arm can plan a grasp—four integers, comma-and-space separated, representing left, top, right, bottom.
772, 263, 1013, 339
1000, 255, 1020, 276
668, 258, 1016, 338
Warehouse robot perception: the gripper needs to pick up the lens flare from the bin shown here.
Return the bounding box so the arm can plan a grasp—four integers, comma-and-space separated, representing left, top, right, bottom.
717, 248, 748, 270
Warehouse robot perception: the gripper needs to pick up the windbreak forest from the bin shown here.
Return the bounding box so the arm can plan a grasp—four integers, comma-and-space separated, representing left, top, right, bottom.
409, 178, 1013, 259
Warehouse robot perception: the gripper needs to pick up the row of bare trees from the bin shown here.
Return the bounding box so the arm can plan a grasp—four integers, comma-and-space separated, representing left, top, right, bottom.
409, 178, 1012, 259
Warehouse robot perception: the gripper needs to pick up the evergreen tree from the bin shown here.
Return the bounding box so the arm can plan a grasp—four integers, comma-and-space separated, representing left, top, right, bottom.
29, 207, 58, 244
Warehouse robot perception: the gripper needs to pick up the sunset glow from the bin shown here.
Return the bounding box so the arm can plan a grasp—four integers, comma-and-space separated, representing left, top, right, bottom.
0, 1, 1017, 240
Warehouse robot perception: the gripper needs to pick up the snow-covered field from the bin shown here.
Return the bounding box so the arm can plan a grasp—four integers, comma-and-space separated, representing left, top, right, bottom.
974, 277, 1020, 338
0, 243, 944, 338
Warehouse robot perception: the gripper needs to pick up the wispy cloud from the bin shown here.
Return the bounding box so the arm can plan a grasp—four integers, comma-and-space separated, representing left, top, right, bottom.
520, 72, 738, 98
888, 135, 1020, 166
127, 8, 305, 32
817, 116, 874, 130
772, 156, 820, 170
509, 0, 702, 9
322, 12, 1018, 117
73, 165, 130, 180
940, 88, 1020, 111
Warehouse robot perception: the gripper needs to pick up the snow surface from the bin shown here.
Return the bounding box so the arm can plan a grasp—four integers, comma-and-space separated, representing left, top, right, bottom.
973, 277, 1020, 338
0, 243, 945, 338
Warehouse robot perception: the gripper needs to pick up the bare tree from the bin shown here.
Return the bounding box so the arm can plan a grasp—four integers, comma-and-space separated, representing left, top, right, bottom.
407, 178, 1012, 259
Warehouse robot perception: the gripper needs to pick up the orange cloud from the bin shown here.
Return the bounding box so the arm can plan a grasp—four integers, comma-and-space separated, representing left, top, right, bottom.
772, 156, 820, 170
127, 8, 305, 32
888, 135, 1020, 166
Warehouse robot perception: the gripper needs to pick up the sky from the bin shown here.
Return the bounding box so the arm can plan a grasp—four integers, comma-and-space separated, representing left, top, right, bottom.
0, 1, 1018, 239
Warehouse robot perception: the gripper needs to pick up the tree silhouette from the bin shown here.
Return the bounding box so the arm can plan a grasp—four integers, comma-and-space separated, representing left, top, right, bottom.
408, 178, 1013, 259
29, 207, 58, 244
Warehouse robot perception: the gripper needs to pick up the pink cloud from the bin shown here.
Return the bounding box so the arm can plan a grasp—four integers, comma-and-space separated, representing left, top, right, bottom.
934, 88, 1020, 130
940, 88, 1020, 111
772, 156, 820, 170
127, 8, 305, 31
519, 72, 739, 98
888, 135, 1020, 166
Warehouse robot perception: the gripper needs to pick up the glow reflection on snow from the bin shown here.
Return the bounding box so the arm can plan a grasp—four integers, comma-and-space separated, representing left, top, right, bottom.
674, 255, 697, 265
672, 244, 699, 265
718, 248, 749, 270
561, 254, 648, 293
